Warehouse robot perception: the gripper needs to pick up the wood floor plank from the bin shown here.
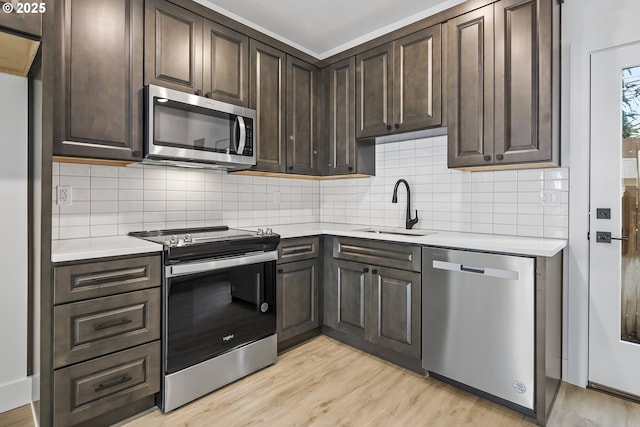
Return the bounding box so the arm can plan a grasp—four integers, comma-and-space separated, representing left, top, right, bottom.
0, 404, 34, 427
120, 336, 640, 427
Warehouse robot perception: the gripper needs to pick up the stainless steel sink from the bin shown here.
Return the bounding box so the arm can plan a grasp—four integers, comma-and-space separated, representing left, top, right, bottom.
357, 228, 435, 237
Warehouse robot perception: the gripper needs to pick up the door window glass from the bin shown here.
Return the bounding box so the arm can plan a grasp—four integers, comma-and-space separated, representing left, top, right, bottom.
621, 66, 640, 344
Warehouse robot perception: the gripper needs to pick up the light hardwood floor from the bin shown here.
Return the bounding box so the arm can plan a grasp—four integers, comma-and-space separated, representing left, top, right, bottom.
120, 336, 640, 427
3, 336, 639, 426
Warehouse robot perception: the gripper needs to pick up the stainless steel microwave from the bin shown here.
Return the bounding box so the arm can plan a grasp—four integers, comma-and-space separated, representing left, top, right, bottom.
144, 85, 256, 169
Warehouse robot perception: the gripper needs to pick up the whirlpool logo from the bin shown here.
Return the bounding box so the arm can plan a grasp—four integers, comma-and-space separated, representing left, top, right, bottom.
222, 334, 235, 342
513, 381, 527, 394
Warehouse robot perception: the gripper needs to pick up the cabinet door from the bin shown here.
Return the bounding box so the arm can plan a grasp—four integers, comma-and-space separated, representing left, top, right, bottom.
494, 0, 552, 164
277, 258, 320, 342
250, 40, 286, 173
325, 259, 367, 338
355, 43, 394, 138
327, 57, 356, 175
287, 56, 319, 175
53, 0, 144, 161
367, 266, 421, 359
202, 20, 248, 106
393, 25, 442, 133
447, 4, 495, 168
144, 0, 202, 94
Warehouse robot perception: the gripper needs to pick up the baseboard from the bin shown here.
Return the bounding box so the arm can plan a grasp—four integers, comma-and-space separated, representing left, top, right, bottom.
0, 376, 32, 413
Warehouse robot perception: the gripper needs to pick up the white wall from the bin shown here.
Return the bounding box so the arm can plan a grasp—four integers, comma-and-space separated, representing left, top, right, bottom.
0, 73, 31, 412
564, 0, 640, 386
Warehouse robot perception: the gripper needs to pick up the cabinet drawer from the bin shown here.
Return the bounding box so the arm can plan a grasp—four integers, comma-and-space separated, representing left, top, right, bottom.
278, 237, 320, 264
54, 288, 160, 368
54, 255, 161, 304
54, 341, 160, 427
333, 237, 421, 272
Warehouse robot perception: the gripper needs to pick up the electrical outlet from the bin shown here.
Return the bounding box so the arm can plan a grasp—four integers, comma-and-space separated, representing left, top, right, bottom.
539, 189, 560, 207
57, 185, 72, 206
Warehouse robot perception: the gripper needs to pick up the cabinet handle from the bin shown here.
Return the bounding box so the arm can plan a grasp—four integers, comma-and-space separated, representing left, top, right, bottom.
277, 268, 284, 274
94, 318, 132, 331
483, 155, 491, 161
496, 154, 504, 160
348, 166, 353, 171
371, 269, 378, 275
94, 375, 132, 393
386, 125, 392, 131
363, 267, 369, 273
394, 124, 399, 130
288, 166, 294, 171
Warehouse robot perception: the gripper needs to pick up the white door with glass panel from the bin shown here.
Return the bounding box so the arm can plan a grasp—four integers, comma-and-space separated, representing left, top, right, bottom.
589, 42, 640, 398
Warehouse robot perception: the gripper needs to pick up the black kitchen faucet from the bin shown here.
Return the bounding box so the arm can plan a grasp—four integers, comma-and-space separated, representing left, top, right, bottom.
392, 179, 419, 229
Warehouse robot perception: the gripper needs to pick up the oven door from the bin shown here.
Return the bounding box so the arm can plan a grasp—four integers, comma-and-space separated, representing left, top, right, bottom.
164, 251, 276, 375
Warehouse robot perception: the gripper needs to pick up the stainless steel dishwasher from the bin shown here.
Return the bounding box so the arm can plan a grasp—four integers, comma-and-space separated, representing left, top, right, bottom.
422, 247, 535, 414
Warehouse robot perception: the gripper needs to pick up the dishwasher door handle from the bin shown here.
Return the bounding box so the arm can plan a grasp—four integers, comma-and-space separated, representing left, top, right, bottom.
432, 260, 519, 280
460, 265, 485, 274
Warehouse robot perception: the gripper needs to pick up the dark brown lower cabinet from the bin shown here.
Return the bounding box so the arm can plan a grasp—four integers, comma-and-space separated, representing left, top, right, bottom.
277, 258, 320, 342
52, 254, 161, 426
324, 237, 422, 369
276, 237, 321, 349
326, 259, 421, 359
53, 342, 160, 426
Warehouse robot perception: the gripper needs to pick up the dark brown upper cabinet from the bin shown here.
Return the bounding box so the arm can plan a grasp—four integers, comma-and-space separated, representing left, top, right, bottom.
145, 0, 202, 94
327, 57, 356, 175
145, 0, 249, 106
446, 4, 494, 168
355, 24, 442, 139
202, 20, 248, 106
250, 40, 287, 173
447, 0, 559, 169
52, 0, 144, 162
286, 56, 319, 175
250, 40, 318, 175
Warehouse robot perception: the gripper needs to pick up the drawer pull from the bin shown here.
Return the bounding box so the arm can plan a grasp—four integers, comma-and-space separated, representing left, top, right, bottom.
74, 267, 149, 288
94, 318, 133, 331
94, 375, 132, 392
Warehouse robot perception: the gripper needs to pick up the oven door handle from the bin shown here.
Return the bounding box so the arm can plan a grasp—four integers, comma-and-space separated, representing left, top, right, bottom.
167, 250, 278, 277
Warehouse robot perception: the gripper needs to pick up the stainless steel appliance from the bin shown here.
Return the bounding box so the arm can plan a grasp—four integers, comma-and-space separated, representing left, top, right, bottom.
130, 226, 280, 412
144, 85, 256, 169
422, 247, 535, 415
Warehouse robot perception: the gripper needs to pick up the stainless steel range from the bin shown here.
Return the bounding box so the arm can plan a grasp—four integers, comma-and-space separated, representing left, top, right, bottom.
129, 226, 280, 412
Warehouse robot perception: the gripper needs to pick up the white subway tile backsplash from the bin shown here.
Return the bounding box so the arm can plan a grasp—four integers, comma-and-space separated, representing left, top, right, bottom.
53, 135, 566, 241
59, 163, 91, 176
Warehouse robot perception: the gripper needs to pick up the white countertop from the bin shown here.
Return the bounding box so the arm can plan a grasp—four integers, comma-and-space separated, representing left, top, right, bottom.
51, 236, 164, 263
51, 223, 566, 262
268, 223, 566, 257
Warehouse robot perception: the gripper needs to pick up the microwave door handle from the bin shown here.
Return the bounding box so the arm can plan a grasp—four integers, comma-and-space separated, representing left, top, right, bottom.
236, 116, 246, 155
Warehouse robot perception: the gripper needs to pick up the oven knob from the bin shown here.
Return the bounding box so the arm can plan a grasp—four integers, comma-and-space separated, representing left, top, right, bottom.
260, 303, 269, 313
169, 235, 178, 246
257, 228, 264, 236
265, 227, 272, 236
184, 233, 192, 244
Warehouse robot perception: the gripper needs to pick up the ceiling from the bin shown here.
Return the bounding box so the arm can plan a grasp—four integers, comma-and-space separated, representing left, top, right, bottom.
194, 0, 466, 59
